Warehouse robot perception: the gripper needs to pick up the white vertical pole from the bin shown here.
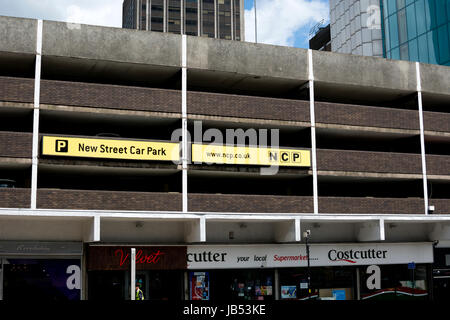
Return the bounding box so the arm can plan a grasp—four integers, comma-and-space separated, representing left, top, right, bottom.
416, 62, 429, 215
136, 0, 140, 29
199, 216, 206, 242
295, 218, 301, 242
379, 218, 385, 241
31, 19, 43, 210
182, 34, 188, 213
214, 0, 218, 38
198, 0, 202, 36
164, 0, 168, 32
131, 248, 136, 300
308, 49, 318, 214
93, 215, 101, 242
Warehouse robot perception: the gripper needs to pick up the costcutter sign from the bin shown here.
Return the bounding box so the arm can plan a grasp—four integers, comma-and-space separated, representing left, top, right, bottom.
42, 136, 180, 162
187, 243, 433, 269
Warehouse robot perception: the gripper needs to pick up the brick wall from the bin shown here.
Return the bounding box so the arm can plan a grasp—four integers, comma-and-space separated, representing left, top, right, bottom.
188, 91, 311, 122
37, 189, 182, 211
40, 80, 181, 113
2, 76, 449, 136
0, 188, 30, 208
426, 154, 450, 176
0, 131, 32, 158
317, 149, 423, 174
429, 199, 450, 214
319, 197, 425, 214
188, 193, 313, 213
424, 111, 450, 133
315, 101, 419, 130
0, 76, 34, 103
1, 188, 447, 214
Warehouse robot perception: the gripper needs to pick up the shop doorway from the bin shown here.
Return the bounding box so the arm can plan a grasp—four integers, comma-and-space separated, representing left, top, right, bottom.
432, 249, 450, 301
146, 270, 184, 301
88, 270, 184, 301
433, 277, 450, 301
88, 271, 126, 300
433, 269, 450, 301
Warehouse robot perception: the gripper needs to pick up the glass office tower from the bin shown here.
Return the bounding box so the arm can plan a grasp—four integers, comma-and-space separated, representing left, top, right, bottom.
123, 0, 245, 41
329, 0, 450, 66
381, 0, 450, 65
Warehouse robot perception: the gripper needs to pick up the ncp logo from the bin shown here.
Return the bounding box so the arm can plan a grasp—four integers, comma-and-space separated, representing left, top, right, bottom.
268, 151, 302, 164
55, 139, 69, 152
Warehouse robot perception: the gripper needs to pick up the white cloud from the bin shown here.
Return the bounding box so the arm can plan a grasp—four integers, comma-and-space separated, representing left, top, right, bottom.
0, 0, 122, 27
66, 1, 122, 27
245, 0, 329, 47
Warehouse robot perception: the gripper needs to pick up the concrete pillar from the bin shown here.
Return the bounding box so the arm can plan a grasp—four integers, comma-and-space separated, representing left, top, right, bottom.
31, 19, 43, 210
184, 217, 206, 243
84, 216, 101, 243
308, 49, 318, 214
182, 34, 188, 213
416, 62, 429, 215
131, 248, 136, 300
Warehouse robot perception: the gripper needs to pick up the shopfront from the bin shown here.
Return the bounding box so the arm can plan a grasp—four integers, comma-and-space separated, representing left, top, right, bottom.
432, 246, 450, 301
0, 241, 82, 301
187, 243, 434, 301
189, 269, 275, 301
86, 245, 186, 301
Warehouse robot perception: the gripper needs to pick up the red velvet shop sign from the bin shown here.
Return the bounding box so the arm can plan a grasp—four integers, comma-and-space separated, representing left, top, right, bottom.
87, 246, 187, 271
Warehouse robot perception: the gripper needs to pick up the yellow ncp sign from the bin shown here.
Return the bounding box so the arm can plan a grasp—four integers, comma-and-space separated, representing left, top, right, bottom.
192, 144, 311, 167
42, 136, 180, 162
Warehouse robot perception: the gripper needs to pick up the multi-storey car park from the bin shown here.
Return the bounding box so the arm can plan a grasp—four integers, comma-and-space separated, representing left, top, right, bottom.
0, 15, 449, 301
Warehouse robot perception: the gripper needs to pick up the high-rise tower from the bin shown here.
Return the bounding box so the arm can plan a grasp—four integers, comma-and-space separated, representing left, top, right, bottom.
123, 0, 245, 41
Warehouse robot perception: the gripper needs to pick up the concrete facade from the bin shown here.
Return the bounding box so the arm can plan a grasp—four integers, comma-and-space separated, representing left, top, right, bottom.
0, 16, 449, 300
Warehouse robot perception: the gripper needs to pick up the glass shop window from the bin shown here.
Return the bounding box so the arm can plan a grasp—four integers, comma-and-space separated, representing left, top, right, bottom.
279, 267, 356, 300
360, 264, 429, 300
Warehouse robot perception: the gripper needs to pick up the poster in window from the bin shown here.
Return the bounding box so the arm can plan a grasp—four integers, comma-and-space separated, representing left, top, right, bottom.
281, 285, 297, 299
189, 271, 209, 300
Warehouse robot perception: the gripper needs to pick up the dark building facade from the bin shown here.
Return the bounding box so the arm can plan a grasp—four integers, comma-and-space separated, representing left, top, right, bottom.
0, 15, 449, 301
122, 0, 245, 40
309, 24, 331, 51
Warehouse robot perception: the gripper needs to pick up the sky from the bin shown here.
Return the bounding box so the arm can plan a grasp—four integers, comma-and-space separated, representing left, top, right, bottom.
0, 0, 329, 49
